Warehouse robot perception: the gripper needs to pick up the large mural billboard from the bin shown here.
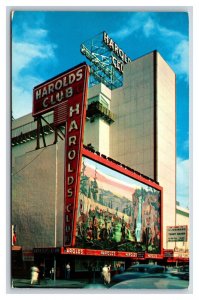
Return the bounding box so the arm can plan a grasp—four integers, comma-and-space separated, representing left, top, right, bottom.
74, 152, 162, 256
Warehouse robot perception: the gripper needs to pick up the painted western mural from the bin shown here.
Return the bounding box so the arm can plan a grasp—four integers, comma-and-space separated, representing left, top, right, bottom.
73, 150, 162, 258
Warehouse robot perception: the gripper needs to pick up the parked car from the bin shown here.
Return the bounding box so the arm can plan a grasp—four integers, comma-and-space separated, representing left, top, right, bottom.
111, 264, 166, 284
169, 266, 189, 281
110, 276, 189, 289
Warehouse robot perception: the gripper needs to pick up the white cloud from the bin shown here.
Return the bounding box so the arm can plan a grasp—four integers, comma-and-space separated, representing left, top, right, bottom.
110, 13, 188, 80
156, 25, 185, 40
110, 13, 148, 40
12, 25, 57, 117
170, 39, 189, 81
12, 75, 43, 118
12, 85, 34, 118
111, 13, 186, 42
183, 138, 190, 154
176, 157, 189, 208
13, 41, 56, 77
143, 18, 155, 37
23, 27, 48, 41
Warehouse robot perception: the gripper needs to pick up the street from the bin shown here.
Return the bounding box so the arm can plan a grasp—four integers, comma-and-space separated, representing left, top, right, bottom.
12, 278, 108, 289
12, 276, 189, 290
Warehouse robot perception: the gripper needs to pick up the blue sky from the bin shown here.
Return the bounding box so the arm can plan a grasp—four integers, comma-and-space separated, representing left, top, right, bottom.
12, 10, 189, 208
83, 157, 157, 193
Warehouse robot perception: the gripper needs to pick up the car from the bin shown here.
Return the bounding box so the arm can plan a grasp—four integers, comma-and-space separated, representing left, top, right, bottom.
178, 272, 189, 280
110, 276, 189, 289
111, 263, 166, 284
167, 266, 189, 281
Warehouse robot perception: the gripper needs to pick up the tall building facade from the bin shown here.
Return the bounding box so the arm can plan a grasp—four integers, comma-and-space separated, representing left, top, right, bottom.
85, 51, 176, 249
12, 50, 181, 278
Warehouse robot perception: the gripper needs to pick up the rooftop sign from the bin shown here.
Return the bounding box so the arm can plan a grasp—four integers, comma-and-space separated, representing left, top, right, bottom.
80, 31, 132, 90
103, 31, 131, 73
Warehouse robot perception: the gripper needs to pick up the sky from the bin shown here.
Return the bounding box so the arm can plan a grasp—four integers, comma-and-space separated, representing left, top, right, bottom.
11, 10, 189, 208
83, 157, 156, 199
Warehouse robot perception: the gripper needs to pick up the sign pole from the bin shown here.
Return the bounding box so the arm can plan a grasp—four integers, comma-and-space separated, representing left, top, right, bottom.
53, 255, 56, 281
35, 118, 40, 150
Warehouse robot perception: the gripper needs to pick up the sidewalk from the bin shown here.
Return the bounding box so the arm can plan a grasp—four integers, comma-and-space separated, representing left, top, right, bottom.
12, 278, 108, 289
12, 278, 85, 288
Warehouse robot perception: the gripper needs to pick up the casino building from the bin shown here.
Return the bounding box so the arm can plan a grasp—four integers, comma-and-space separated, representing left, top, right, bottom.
11, 32, 189, 279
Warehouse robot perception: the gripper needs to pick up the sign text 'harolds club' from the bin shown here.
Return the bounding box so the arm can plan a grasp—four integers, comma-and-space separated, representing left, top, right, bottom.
103, 31, 131, 73
33, 65, 88, 117
33, 63, 90, 247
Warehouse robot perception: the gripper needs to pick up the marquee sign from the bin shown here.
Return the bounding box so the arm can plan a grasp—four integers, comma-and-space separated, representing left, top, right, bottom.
61, 247, 136, 257
32, 63, 88, 117
166, 225, 188, 242
32, 63, 90, 247
61, 248, 163, 259
163, 249, 174, 258
63, 64, 90, 247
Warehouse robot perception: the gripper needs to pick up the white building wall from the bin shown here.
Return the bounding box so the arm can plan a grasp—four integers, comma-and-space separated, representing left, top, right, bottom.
156, 53, 176, 249
110, 52, 155, 178
109, 51, 176, 249
12, 140, 65, 249
84, 118, 100, 150
83, 83, 111, 156
84, 117, 110, 156
98, 119, 110, 156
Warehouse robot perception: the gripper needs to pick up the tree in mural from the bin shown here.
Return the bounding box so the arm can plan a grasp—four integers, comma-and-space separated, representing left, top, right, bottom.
80, 161, 88, 197
91, 169, 98, 201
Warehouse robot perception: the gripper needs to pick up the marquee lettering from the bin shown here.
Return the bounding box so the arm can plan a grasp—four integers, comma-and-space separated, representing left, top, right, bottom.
61, 64, 89, 247
69, 103, 80, 117
67, 188, 73, 197
68, 136, 77, 146
68, 176, 74, 185
68, 120, 79, 132
65, 101, 84, 244
68, 163, 74, 173
66, 203, 72, 212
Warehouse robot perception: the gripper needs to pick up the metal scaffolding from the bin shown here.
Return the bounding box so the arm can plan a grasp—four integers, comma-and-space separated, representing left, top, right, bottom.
80, 32, 125, 90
